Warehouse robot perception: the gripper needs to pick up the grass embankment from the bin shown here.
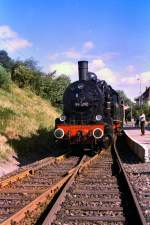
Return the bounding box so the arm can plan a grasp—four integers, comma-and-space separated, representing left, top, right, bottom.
0, 84, 58, 163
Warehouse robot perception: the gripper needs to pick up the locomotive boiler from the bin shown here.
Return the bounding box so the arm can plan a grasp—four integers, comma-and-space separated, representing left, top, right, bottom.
54, 61, 123, 150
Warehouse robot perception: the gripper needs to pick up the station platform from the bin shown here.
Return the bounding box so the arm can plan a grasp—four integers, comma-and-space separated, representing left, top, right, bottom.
124, 127, 150, 162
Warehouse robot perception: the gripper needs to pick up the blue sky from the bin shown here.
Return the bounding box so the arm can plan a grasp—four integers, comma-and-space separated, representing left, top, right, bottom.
0, 0, 150, 100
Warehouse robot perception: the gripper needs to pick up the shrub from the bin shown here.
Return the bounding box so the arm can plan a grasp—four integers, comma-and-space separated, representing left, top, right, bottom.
0, 65, 11, 90
11, 64, 35, 88
39, 74, 70, 108
51, 75, 70, 108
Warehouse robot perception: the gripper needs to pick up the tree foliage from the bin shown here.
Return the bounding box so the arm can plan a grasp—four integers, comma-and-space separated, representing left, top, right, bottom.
0, 49, 71, 109
117, 90, 150, 120
0, 50, 14, 70
11, 63, 39, 88
133, 103, 150, 120
23, 58, 40, 71
0, 65, 11, 90
51, 75, 70, 106
39, 74, 70, 107
117, 90, 133, 106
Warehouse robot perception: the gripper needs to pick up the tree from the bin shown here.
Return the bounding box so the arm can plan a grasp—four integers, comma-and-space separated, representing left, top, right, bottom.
11, 63, 39, 88
133, 103, 150, 120
0, 50, 71, 110
116, 90, 134, 121
39, 75, 54, 99
51, 75, 71, 107
39, 74, 70, 108
0, 65, 11, 90
117, 90, 133, 106
0, 50, 14, 70
117, 90, 150, 120
23, 58, 40, 71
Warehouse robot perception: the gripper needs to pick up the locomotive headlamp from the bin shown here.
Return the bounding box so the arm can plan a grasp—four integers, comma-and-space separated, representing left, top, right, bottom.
93, 128, 103, 139
96, 115, 102, 121
54, 128, 64, 139
60, 115, 66, 122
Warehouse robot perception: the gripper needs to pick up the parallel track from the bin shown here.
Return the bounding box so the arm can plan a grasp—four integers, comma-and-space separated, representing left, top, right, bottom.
0, 137, 149, 225
41, 142, 147, 225
113, 139, 147, 225
0, 153, 82, 225
115, 134, 150, 225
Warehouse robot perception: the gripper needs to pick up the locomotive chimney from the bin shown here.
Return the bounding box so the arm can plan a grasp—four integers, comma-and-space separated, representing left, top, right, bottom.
78, 61, 88, 81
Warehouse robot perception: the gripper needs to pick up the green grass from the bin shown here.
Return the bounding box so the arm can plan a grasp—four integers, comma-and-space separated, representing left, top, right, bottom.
0, 84, 59, 161
0, 107, 16, 132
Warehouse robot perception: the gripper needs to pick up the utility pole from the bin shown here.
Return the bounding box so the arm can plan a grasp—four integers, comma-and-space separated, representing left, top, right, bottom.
137, 78, 142, 108
123, 106, 125, 125
131, 104, 132, 120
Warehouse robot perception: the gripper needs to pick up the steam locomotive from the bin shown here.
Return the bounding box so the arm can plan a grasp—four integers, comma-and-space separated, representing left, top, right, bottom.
54, 61, 123, 150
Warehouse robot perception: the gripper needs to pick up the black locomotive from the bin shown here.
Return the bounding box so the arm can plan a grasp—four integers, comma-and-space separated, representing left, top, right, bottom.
54, 61, 123, 150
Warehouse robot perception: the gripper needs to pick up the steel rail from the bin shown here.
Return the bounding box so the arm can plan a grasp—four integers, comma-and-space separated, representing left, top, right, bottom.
113, 138, 147, 225
0, 173, 72, 225
0, 152, 70, 189
0, 169, 34, 188
42, 150, 105, 225
0, 153, 79, 225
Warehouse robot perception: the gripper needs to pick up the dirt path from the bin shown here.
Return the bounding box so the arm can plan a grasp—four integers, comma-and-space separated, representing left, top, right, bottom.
0, 159, 19, 177
0, 134, 20, 177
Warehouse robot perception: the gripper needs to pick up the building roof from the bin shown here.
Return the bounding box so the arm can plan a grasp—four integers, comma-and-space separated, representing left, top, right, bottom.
135, 87, 150, 101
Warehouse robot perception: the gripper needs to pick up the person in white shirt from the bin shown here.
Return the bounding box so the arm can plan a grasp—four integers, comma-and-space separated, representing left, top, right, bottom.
139, 112, 146, 135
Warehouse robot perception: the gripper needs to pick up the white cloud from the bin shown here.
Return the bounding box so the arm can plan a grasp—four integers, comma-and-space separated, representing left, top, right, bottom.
140, 71, 150, 83
47, 58, 148, 101
64, 48, 80, 59
48, 53, 59, 60
121, 76, 138, 85
47, 42, 120, 64
121, 70, 150, 85
48, 49, 80, 60
126, 65, 136, 73
48, 41, 95, 61
96, 67, 117, 84
88, 58, 117, 84
49, 61, 77, 81
83, 41, 94, 51
0, 25, 32, 52
0, 26, 16, 39
48, 58, 118, 85
102, 52, 120, 61
89, 59, 105, 71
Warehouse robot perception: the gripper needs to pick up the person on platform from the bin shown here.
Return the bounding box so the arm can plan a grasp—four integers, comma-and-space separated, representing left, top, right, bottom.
139, 112, 146, 135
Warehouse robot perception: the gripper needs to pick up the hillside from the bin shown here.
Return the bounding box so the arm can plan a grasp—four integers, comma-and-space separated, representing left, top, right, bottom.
0, 84, 59, 175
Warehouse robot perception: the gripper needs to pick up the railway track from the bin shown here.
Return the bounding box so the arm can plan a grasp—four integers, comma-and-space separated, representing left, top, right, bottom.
116, 134, 150, 225
42, 150, 125, 224
41, 146, 139, 225
123, 164, 150, 225
40, 141, 149, 225
0, 152, 83, 225
0, 137, 149, 225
